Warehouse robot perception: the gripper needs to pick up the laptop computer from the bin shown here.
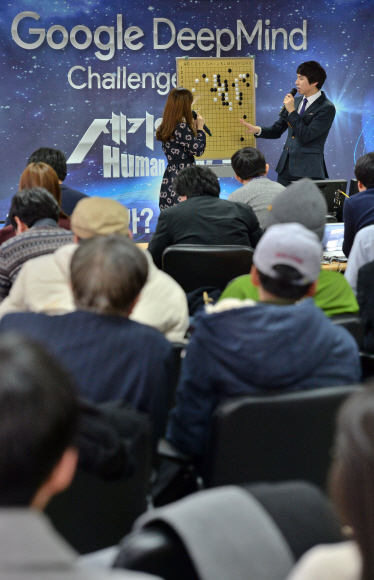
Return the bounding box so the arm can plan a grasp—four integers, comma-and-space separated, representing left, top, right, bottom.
322, 223, 346, 260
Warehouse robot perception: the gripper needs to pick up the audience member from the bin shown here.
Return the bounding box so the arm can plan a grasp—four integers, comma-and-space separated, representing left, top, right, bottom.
0, 162, 71, 244
27, 147, 88, 215
148, 165, 263, 269
0, 331, 156, 580
345, 224, 374, 294
0, 235, 174, 443
166, 223, 361, 458
0, 197, 189, 341
343, 152, 374, 257
355, 261, 374, 353
220, 178, 359, 316
286, 385, 372, 580
228, 147, 285, 228
0, 188, 73, 301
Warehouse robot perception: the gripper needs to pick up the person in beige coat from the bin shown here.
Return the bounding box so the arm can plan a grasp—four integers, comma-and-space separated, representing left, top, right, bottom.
0, 197, 189, 342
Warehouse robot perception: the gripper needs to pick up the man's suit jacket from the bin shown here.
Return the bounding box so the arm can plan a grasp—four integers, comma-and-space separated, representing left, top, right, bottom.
258, 92, 336, 178
148, 196, 263, 269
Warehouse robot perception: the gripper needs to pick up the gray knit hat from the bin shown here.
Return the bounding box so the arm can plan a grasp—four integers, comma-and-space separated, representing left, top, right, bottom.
265, 178, 327, 241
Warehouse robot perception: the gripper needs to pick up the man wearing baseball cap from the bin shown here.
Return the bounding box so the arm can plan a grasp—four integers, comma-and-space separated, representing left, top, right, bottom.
0, 197, 189, 342
166, 222, 361, 459
220, 178, 358, 317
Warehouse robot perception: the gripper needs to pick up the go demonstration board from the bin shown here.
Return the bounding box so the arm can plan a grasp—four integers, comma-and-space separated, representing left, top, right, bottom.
176, 56, 256, 160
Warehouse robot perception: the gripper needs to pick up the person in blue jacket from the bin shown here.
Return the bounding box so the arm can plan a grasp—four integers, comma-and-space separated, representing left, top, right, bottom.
166, 223, 361, 458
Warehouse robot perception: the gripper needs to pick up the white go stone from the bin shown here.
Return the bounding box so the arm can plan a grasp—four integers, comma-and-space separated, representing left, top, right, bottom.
229, 102, 232, 106
229, 107, 233, 111
192, 88, 196, 92
195, 79, 199, 83
236, 96, 240, 100
213, 74, 217, 78
214, 83, 217, 87
239, 74, 243, 78
225, 96, 229, 101
205, 78, 209, 82
214, 97, 217, 102
235, 78, 238, 82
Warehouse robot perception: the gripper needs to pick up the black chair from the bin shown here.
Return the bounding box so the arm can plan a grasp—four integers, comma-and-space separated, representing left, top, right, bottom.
46, 402, 153, 554
203, 386, 361, 490
330, 313, 364, 347
360, 351, 374, 380
162, 245, 254, 293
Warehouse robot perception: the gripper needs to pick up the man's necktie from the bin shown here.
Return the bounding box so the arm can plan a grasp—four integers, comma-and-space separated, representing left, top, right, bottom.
299, 98, 308, 115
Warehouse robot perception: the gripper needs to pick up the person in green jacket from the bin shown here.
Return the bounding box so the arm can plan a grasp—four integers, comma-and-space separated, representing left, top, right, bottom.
220, 178, 359, 317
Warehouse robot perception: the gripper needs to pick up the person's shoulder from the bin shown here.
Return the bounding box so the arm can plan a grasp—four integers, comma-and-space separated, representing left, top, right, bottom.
286, 541, 360, 580
320, 92, 335, 108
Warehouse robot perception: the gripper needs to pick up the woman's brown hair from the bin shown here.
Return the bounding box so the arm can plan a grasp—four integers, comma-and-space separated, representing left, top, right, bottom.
156, 88, 195, 143
329, 385, 374, 580
19, 162, 67, 219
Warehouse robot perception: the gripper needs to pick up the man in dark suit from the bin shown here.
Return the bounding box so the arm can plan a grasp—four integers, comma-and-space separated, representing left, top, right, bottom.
148, 165, 263, 269
240, 61, 336, 187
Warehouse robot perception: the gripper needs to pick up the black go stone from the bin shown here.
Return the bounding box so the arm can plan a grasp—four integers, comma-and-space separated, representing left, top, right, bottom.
240, 137, 244, 141
228, 68, 232, 73
246, 83, 250, 87
246, 73, 249, 77
243, 115, 247, 119
202, 74, 206, 78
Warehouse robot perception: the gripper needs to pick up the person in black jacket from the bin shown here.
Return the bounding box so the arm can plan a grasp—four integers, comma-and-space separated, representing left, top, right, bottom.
148, 165, 263, 269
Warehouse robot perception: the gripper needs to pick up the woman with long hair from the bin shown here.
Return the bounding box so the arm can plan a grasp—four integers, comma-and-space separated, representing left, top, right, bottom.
19, 162, 68, 222
287, 386, 373, 580
0, 162, 70, 245
156, 87, 206, 210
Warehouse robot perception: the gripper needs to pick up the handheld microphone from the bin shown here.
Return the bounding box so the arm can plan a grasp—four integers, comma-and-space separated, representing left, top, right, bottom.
192, 110, 212, 137
278, 88, 297, 116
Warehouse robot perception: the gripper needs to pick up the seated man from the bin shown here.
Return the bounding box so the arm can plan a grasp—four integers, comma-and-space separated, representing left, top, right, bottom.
228, 147, 285, 229
27, 146, 88, 215
0, 187, 73, 301
345, 224, 374, 294
0, 197, 189, 342
0, 332, 152, 579
221, 178, 359, 317
343, 152, 374, 257
166, 223, 361, 458
0, 235, 174, 443
148, 165, 262, 269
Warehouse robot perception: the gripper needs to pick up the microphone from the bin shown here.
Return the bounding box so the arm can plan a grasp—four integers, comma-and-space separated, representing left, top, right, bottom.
278, 88, 297, 116
192, 110, 212, 137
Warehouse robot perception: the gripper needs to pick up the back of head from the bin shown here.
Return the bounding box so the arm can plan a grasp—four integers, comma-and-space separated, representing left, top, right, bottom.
253, 222, 322, 300
27, 147, 67, 182
174, 165, 220, 199
19, 162, 61, 206
296, 61, 327, 89
71, 197, 130, 239
0, 332, 78, 506
9, 187, 60, 229
330, 386, 374, 580
231, 147, 267, 180
71, 234, 148, 316
266, 178, 327, 241
156, 87, 194, 142
354, 152, 374, 189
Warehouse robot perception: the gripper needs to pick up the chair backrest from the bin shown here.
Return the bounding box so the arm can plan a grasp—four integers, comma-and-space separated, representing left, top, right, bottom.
330, 313, 364, 347
45, 401, 153, 554
162, 245, 254, 293
204, 385, 361, 489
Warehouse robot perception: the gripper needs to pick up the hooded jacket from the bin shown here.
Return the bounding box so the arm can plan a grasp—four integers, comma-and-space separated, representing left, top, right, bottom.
166, 298, 361, 457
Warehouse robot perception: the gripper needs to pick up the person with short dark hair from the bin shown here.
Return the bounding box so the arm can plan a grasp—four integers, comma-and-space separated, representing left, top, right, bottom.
0, 187, 73, 301
0, 234, 174, 444
0, 331, 158, 579
228, 147, 285, 228
148, 164, 263, 269
239, 61, 335, 186
166, 222, 361, 458
27, 147, 88, 215
342, 152, 374, 257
